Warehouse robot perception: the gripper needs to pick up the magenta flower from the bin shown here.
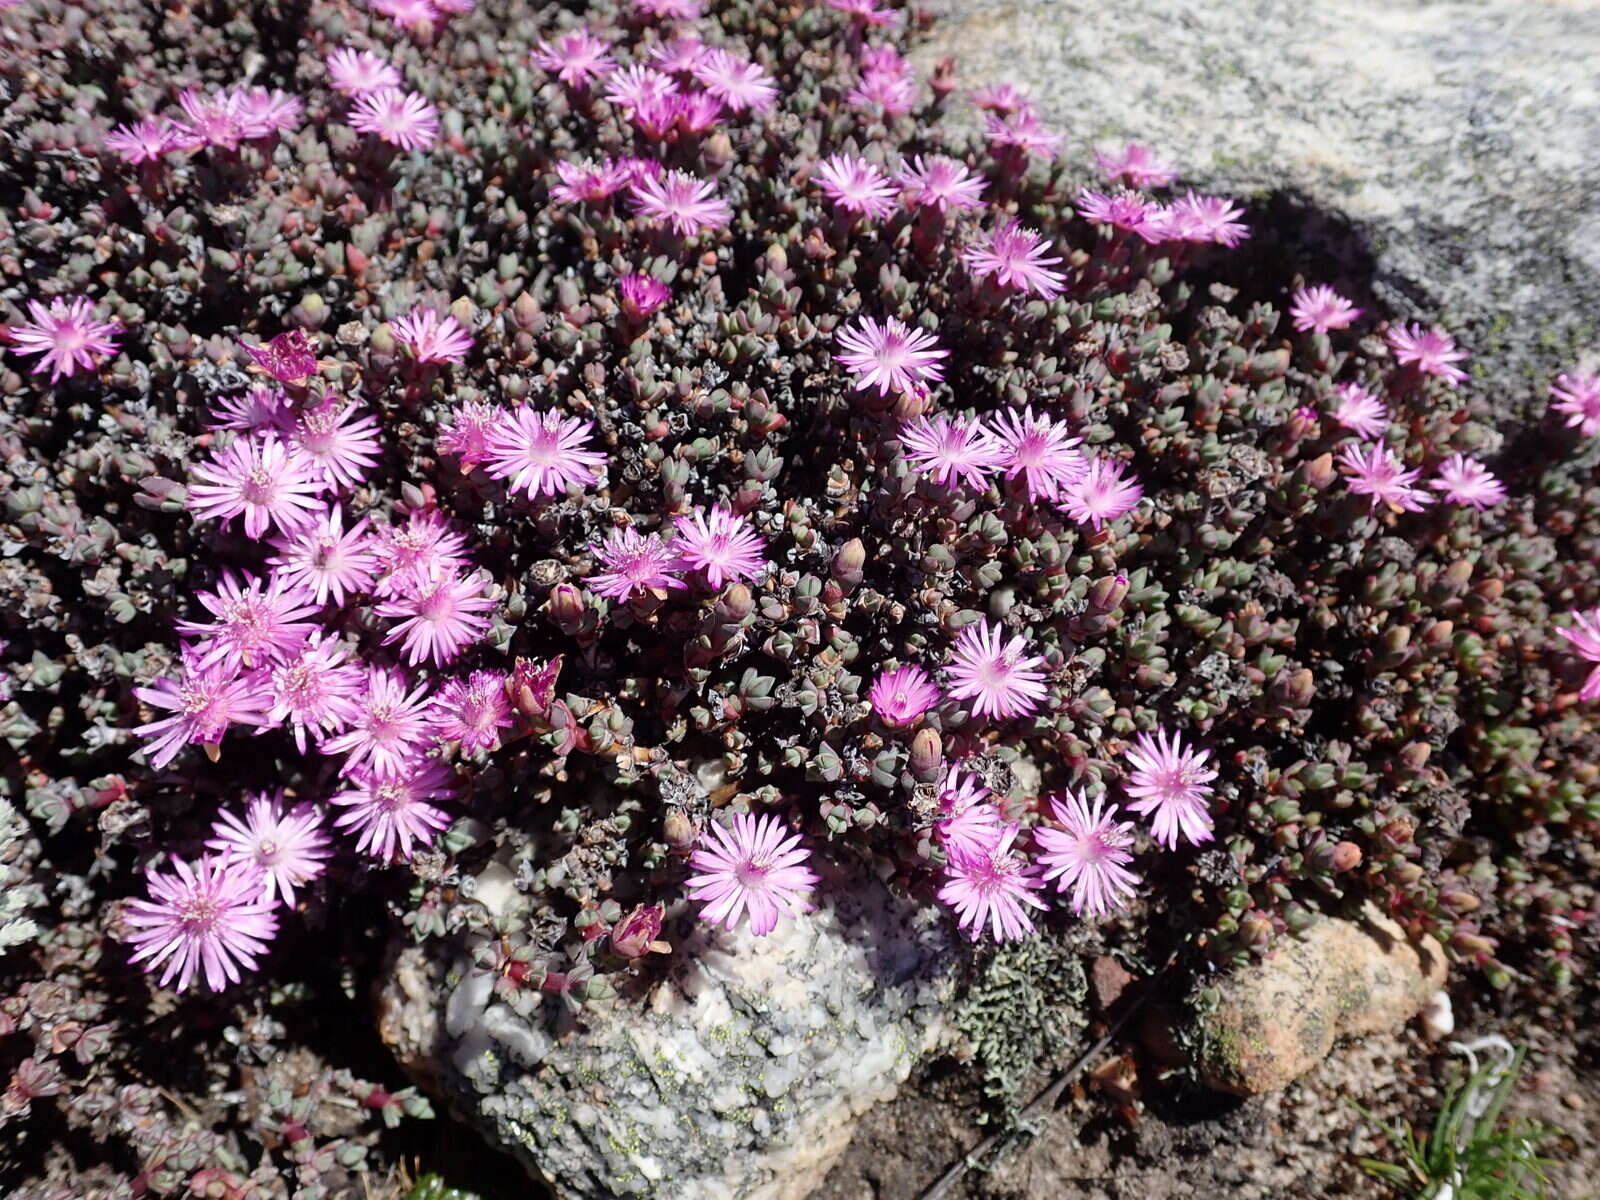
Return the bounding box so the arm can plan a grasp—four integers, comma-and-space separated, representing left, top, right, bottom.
170, 87, 245, 152
175, 570, 320, 670
988, 407, 1086, 503
945, 618, 1049, 720
1123, 727, 1217, 848
369, 510, 471, 596
232, 87, 303, 139
586, 528, 686, 600
551, 157, 632, 205
603, 64, 679, 113
1551, 371, 1600, 437
834, 316, 949, 397
633, 0, 704, 17
1059, 456, 1144, 530
326, 48, 403, 95
631, 169, 732, 235
331, 758, 455, 863
7, 296, 119, 381
1035, 791, 1138, 917
811, 153, 898, 220
437, 399, 500, 473
375, 569, 496, 667
963, 219, 1067, 299
529, 29, 616, 89
900, 415, 1006, 492
242, 329, 318, 386
1161, 190, 1250, 246
691, 49, 778, 114
686, 812, 818, 936
483, 406, 606, 500
969, 83, 1029, 113
104, 117, 178, 164
869, 664, 940, 727
826, 0, 902, 24
1385, 322, 1469, 385
1338, 443, 1434, 513
650, 38, 709, 74
934, 769, 1004, 862
206, 793, 331, 908
134, 649, 272, 769
370, 0, 440, 30
187, 435, 323, 539
431, 670, 514, 752
266, 504, 379, 606
1557, 609, 1600, 701
209, 384, 289, 434
848, 70, 916, 117
1092, 142, 1176, 189
289, 399, 381, 492
348, 87, 440, 152
619, 273, 672, 319
982, 108, 1063, 158
321, 666, 434, 776
390, 307, 473, 365
1077, 188, 1163, 240
673, 506, 767, 589
1330, 382, 1390, 439
265, 632, 363, 753
1430, 453, 1506, 510
938, 824, 1047, 943
125, 856, 278, 993
1289, 284, 1362, 335
897, 155, 986, 213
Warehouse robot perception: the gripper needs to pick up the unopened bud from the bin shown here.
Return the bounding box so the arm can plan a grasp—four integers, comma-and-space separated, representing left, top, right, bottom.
909, 728, 943, 782
663, 809, 696, 852
716, 582, 755, 623
1087, 574, 1130, 613
1330, 841, 1362, 872
832, 538, 867, 591
1301, 452, 1336, 490
547, 583, 586, 634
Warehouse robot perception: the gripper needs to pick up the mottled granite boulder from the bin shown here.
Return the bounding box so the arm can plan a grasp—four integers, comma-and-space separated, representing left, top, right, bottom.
378, 855, 957, 1199
914, 0, 1600, 400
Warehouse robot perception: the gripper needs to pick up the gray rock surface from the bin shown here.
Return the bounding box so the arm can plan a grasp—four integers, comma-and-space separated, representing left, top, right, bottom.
378, 855, 957, 1200
913, 0, 1600, 404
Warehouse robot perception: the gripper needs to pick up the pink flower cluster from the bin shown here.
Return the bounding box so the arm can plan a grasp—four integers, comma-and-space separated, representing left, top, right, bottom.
1337, 444, 1507, 513
582, 507, 768, 600
104, 85, 304, 163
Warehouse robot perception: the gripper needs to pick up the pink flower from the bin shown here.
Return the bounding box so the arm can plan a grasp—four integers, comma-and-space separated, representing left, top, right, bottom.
390, 307, 473, 364
1035, 791, 1138, 917
511, 655, 563, 715
375, 569, 496, 667
673, 506, 767, 589
326, 48, 403, 95
529, 30, 616, 89
484, 406, 606, 500
691, 49, 778, 114
125, 856, 278, 993
174, 570, 320, 670
900, 414, 1006, 492
1059, 456, 1144, 530
938, 824, 1047, 943
633, 0, 704, 16
232, 87, 303, 139
348, 87, 440, 152
945, 618, 1049, 720
934, 769, 1004, 861
1092, 142, 1176, 189
860, 46, 912, 77
266, 504, 379, 606
242, 329, 318, 385
834, 316, 948, 397
368, 510, 471, 596
209, 385, 289, 433
187, 435, 323, 539
104, 117, 178, 164
206, 793, 331, 908
1077, 188, 1162, 240
619, 273, 672, 319
826, 0, 902, 24
1123, 727, 1217, 848
289, 399, 381, 492
1289, 285, 1362, 334
1385, 322, 1469, 385
551, 157, 631, 205
134, 649, 272, 769
897, 155, 986, 213
1330, 382, 1390, 439
170, 88, 245, 152
370, 0, 440, 30
1160, 190, 1249, 246
321, 667, 434, 776
1338, 443, 1434, 513
586, 528, 686, 600
650, 38, 708, 74
603, 64, 679, 113
431, 670, 513, 752
848, 70, 916, 116
437, 399, 500, 472
1557, 609, 1600, 701
963, 219, 1067, 299
7, 296, 119, 381
982, 108, 1063, 158
1551, 371, 1600, 436
265, 632, 364, 753
869, 664, 940, 727
686, 811, 818, 936
969, 83, 1029, 113
1430, 453, 1506, 510
988, 407, 1086, 503
811, 153, 898, 220
630, 169, 732, 235
331, 758, 454, 862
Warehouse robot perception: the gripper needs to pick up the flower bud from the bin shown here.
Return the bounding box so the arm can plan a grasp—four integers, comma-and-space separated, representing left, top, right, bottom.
663, 808, 696, 852
610, 904, 666, 959
832, 538, 867, 592
909, 728, 943, 783
1330, 841, 1362, 872
716, 582, 755, 624
547, 583, 585, 634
